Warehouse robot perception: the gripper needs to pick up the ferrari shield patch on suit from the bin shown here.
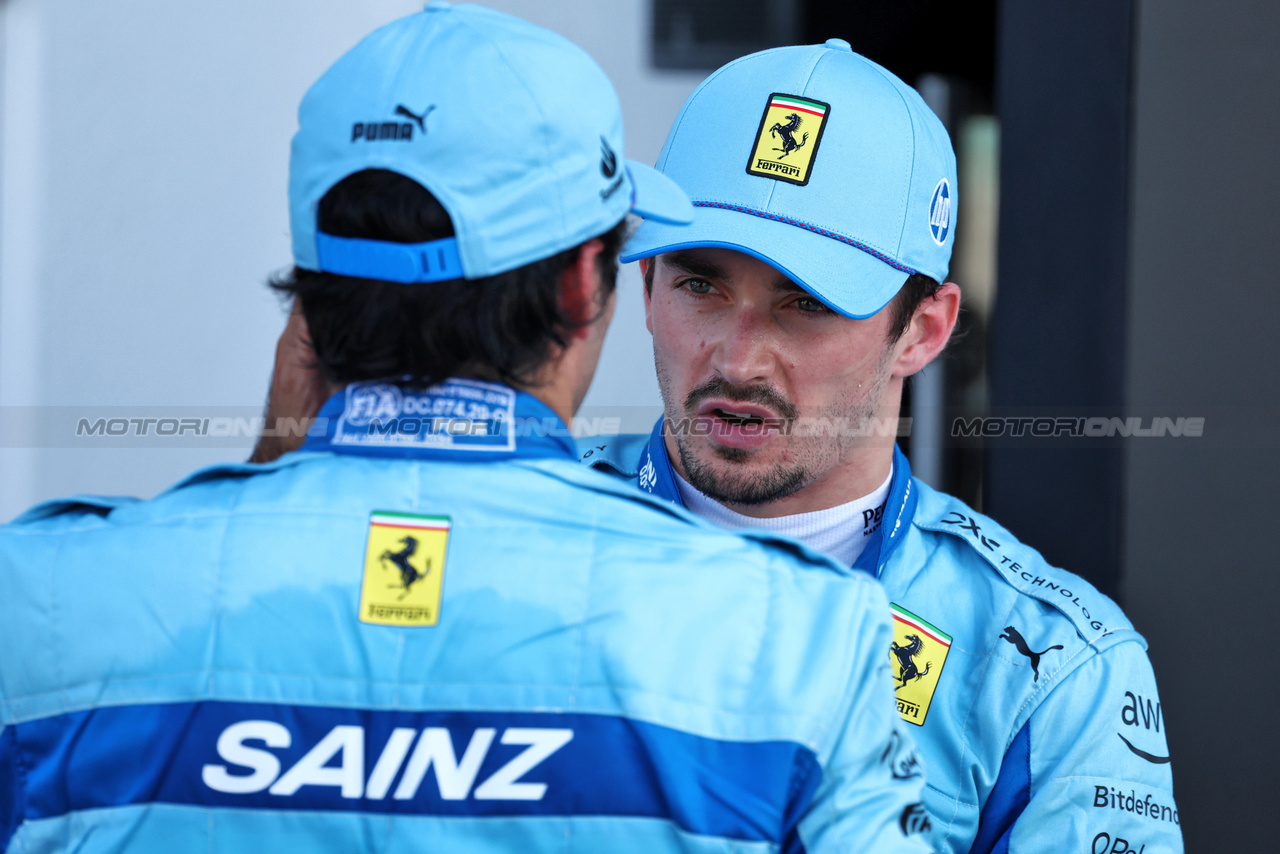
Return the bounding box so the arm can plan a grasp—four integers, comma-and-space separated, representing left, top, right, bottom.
359, 512, 451, 627
890, 604, 952, 726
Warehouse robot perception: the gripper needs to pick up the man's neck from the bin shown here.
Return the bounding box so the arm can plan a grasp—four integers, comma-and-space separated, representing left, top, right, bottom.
662, 433, 896, 519
674, 462, 895, 567
729, 448, 894, 518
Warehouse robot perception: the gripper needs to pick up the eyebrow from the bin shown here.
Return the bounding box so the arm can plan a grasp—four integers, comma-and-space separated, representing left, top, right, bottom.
662, 251, 805, 294
661, 251, 727, 280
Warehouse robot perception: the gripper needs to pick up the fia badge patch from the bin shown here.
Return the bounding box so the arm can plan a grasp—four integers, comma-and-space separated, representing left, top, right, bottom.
746, 93, 831, 186
890, 604, 952, 726
359, 512, 451, 627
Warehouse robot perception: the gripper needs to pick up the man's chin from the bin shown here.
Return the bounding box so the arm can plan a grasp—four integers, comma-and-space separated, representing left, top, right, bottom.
677, 442, 809, 507
709, 443, 751, 463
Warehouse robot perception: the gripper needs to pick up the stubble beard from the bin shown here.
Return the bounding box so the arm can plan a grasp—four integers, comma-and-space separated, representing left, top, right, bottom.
655, 352, 894, 508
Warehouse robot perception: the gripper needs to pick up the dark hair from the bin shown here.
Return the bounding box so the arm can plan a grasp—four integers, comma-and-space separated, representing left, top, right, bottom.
271, 169, 626, 389
641, 254, 939, 342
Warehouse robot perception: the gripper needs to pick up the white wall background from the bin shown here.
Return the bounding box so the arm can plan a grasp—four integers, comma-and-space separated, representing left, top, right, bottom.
0, 0, 703, 521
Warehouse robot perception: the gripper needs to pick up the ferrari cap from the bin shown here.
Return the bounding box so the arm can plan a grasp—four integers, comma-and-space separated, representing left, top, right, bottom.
290, 2, 692, 283
622, 39, 956, 318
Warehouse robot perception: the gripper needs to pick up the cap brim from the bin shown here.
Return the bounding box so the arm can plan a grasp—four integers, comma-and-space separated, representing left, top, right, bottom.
620, 205, 911, 319
626, 160, 694, 225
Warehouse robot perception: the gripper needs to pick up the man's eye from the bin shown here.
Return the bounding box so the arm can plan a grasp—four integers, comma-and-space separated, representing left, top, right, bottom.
795, 296, 830, 313
682, 278, 714, 295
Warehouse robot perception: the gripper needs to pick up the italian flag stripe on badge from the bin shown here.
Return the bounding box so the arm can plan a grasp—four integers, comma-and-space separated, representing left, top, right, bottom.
891, 603, 952, 647
769, 95, 827, 117
369, 512, 450, 531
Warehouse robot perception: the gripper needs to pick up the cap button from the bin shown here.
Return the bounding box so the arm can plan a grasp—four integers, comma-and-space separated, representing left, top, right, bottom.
424, 1, 451, 10
824, 38, 852, 52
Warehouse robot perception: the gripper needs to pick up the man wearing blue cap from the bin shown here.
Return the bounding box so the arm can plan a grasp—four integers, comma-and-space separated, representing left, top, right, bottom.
585, 40, 1183, 854
0, 8, 931, 853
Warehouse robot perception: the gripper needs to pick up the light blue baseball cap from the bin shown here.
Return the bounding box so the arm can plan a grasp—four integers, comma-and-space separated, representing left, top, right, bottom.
622, 39, 957, 319
290, 2, 692, 283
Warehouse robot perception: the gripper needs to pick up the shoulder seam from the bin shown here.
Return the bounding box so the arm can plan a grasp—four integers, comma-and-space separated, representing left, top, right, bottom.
1011, 633, 1154, 741
913, 507, 1129, 643
522, 459, 856, 577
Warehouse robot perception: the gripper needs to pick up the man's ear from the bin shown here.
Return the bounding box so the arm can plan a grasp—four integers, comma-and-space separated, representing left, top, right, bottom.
891, 282, 961, 377
560, 238, 606, 339
640, 257, 654, 334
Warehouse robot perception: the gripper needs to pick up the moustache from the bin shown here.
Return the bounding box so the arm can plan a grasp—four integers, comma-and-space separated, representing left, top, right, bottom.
683, 377, 798, 422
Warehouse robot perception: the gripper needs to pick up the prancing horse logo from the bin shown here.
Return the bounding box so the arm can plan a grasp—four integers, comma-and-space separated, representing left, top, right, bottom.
892, 634, 931, 691
380, 535, 431, 599
769, 113, 809, 158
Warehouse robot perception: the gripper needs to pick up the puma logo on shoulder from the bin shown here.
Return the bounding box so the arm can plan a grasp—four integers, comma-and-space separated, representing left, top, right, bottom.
999, 625, 1063, 682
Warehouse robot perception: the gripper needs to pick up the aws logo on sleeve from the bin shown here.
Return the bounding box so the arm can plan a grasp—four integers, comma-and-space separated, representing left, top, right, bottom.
889, 604, 952, 726
1118, 691, 1171, 765
359, 512, 451, 627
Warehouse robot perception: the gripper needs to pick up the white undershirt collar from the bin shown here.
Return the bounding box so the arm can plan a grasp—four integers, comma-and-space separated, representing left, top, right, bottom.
674, 465, 894, 566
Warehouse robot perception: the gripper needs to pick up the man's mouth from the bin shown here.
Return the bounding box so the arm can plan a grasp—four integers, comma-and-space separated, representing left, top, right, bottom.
679, 379, 798, 450
687, 400, 787, 449
712, 407, 768, 427
696, 399, 780, 425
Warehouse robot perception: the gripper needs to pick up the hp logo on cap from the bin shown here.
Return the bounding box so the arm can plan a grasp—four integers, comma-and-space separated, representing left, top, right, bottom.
929, 179, 951, 246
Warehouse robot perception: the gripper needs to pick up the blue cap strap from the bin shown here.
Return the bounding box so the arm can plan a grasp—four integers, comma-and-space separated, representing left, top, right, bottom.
314, 232, 465, 283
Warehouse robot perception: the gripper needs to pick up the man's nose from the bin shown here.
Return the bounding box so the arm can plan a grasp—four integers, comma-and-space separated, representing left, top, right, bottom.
713, 307, 777, 386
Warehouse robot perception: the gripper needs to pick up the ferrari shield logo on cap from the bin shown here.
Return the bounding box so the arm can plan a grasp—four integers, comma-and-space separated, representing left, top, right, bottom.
890, 604, 952, 726
746, 93, 830, 186
359, 512, 451, 627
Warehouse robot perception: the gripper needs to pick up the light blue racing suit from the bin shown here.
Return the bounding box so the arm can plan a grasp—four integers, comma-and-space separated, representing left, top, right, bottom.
582, 421, 1183, 854
0, 380, 930, 854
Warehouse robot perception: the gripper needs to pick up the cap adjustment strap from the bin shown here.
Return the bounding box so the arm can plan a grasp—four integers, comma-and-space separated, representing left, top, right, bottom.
315, 232, 465, 283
